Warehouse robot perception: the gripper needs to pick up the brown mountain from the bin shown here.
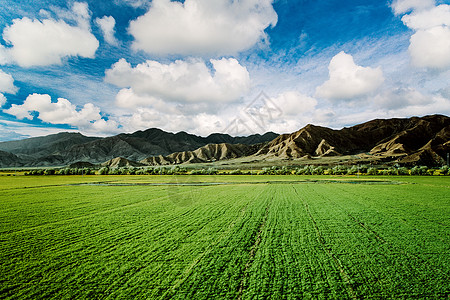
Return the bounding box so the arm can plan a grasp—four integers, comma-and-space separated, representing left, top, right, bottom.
255, 114, 449, 166
141, 143, 261, 165
101, 157, 146, 168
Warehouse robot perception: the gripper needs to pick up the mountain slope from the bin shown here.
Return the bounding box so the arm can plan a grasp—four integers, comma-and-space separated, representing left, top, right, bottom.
141, 143, 261, 165
101, 157, 146, 168
0, 150, 22, 168
0, 132, 100, 161
256, 114, 449, 166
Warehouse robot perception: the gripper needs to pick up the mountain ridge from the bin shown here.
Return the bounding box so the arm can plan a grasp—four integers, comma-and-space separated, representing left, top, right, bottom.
0, 128, 278, 167
0, 115, 448, 168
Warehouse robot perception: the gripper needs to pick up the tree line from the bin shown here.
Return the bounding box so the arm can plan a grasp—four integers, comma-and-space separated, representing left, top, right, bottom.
23, 165, 450, 176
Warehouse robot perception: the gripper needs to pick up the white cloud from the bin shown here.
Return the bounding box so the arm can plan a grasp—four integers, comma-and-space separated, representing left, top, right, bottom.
114, 89, 333, 136
408, 26, 450, 69
119, 107, 192, 133
114, 88, 183, 115
401, 4, 450, 30
273, 91, 317, 115
89, 118, 120, 133
3, 94, 118, 133
0, 45, 11, 65
5, 94, 97, 124
373, 87, 433, 110
0, 69, 17, 94
128, 0, 277, 56
0, 94, 6, 107
95, 16, 118, 46
106, 57, 250, 104
315, 51, 384, 100
50, 2, 91, 30
1, 2, 98, 67
391, 0, 435, 15
395, 4, 450, 70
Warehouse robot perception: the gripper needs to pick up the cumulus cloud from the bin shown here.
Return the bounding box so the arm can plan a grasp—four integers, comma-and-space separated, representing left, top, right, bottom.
128, 0, 277, 56
106, 57, 250, 104
408, 26, 450, 69
114, 88, 184, 115
95, 16, 118, 46
315, 51, 384, 100
273, 91, 317, 115
391, 0, 435, 15
0, 69, 17, 95
4, 93, 118, 132
1, 2, 98, 67
401, 4, 450, 29
394, 3, 450, 70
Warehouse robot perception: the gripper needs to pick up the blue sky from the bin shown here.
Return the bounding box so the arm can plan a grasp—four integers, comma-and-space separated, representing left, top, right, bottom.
0, 0, 449, 140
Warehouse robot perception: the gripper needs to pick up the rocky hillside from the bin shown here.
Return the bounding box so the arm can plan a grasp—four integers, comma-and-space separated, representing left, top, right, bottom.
256, 114, 449, 166
101, 157, 146, 168
141, 143, 261, 165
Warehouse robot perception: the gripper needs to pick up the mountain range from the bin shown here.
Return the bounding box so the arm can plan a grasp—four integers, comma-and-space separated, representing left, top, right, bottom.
0, 115, 448, 168
0, 129, 277, 167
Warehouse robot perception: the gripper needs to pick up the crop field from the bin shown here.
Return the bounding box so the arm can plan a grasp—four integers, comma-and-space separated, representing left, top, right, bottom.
0, 175, 449, 299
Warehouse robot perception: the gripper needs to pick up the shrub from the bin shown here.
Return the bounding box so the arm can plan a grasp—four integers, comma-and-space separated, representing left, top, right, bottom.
230, 169, 242, 175
136, 169, 146, 175
367, 167, 378, 175
331, 165, 347, 175
44, 169, 56, 175
386, 167, 396, 176
190, 169, 207, 175
346, 165, 358, 175
359, 165, 369, 174
206, 167, 218, 175
419, 166, 429, 175
397, 167, 409, 175
99, 167, 109, 175
312, 166, 325, 175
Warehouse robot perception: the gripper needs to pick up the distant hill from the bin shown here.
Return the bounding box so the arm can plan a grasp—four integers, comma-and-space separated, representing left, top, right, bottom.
0, 150, 21, 168
0, 132, 99, 161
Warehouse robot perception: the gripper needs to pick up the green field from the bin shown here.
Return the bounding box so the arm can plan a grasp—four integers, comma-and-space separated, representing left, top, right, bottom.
1, 175, 449, 299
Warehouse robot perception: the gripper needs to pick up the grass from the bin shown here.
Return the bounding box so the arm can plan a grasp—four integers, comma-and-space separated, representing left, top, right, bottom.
0, 175, 449, 299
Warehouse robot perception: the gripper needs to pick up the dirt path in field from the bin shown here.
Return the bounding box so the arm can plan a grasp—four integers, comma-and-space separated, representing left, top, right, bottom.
292, 186, 358, 300
237, 200, 270, 300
